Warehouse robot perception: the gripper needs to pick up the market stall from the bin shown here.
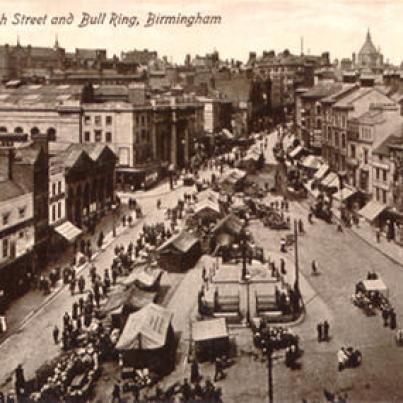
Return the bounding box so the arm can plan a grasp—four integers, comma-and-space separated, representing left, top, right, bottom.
157, 230, 201, 272
192, 318, 230, 362
116, 303, 175, 375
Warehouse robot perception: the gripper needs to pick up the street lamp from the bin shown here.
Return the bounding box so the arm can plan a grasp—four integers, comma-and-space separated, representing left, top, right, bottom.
111, 202, 117, 237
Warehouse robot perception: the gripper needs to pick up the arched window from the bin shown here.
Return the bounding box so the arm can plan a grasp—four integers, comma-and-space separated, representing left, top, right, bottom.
47, 127, 56, 141
14, 127, 23, 134
0, 127, 7, 133
30, 127, 40, 135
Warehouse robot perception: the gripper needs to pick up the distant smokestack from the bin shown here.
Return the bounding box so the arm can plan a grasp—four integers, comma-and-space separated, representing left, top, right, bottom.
301, 37, 304, 56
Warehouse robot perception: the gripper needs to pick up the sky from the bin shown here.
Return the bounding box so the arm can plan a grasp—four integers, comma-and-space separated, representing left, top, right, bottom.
0, 0, 402, 65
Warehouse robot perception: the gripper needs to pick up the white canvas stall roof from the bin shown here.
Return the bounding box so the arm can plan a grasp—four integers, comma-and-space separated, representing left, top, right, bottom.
116, 303, 173, 350
192, 318, 229, 342
362, 279, 388, 295
301, 155, 322, 170
321, 172, 340, 188
358, 200, 387, 222
314, 164, 330, 180
197, 189, 220, 204
194, 199, 221, 215
157, 231, 199, 253
289, 145, 303, 158
333, 187, 357, 202
54, 221, 82, 243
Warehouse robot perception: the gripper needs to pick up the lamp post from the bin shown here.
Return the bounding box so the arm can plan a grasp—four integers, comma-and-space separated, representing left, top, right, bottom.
111, 202, 117, 238
240, 225, 250, 324
267, 340, 274, 403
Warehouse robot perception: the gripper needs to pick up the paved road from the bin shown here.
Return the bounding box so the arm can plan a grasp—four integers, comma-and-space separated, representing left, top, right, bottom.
248, 186, 403, 402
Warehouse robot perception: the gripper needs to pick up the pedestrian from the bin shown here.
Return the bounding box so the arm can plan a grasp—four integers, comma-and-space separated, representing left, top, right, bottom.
69, 278, 76, 296
214, 356, 225, 381
323, 320, 330, 341
78, 297, 85, 316
78, 276, 85, 294
298, 219, 304, 234
52, 325, 59, 344
190, 359, 200, 383
311, 260, 318, 276
280, 258, 286, 275
390, 309, 397, 330
337, 223, 343, 232
308, 212, 313, 224
317, 322, 323, 342
382, 308, 389, 327
376, 228, 381, 243
111, 382, 121, 403
72, 302, 79, 320
181, 378, 192, 402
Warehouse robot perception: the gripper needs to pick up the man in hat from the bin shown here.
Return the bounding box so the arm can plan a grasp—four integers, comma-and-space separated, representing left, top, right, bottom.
214, 356, 225, 382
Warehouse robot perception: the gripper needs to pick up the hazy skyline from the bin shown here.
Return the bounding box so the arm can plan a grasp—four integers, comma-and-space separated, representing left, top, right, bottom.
0, 0, 402, 65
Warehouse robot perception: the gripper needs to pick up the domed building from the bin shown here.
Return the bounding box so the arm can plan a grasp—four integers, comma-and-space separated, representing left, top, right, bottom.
354, 29, 384, 72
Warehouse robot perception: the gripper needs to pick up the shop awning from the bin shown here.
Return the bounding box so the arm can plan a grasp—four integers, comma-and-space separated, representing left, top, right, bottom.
54, 221, 82, 243
289, 145, 303, 159
321, 172, 339, 188
314, 164, 329, 180
333, 187, 357, 202
358, 200, 387, 222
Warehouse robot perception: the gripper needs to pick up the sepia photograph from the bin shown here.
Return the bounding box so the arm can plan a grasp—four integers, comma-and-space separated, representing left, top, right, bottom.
0, 0, 403, 401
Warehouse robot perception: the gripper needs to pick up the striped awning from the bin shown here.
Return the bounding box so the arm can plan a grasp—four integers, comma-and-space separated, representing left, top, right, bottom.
358, 200, 387, 222
55, 221, 82, 243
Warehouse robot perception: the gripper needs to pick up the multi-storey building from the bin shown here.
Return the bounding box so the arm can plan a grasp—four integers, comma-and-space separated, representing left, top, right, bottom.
321, 85, 394, 172
0, 133, 49, 301
346, 104, 402, 196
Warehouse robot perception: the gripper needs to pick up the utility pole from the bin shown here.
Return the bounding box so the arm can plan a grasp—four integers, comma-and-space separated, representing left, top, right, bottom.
294, 219, 299, 294
267, 343, 274, 403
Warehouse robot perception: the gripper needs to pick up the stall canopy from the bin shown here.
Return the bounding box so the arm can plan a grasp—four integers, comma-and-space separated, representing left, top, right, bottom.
314, 164, 330, 180
192, 318, 229, 343
358, 200, 387, 222
333, 186, 357, 202
157, 231, 199, 254
194, 199, 221, 216
289, 145, 304, 159
301, 155, 322, 170
212, 214, 243, 237
54, 221, 82, 243
197, 190, 220, 204
362, 279, 388, 297
116, 303, 173, 351
321, 172, 340, 189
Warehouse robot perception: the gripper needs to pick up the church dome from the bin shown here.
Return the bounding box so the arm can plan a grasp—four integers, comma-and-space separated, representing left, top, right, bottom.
359, 30, 378, 56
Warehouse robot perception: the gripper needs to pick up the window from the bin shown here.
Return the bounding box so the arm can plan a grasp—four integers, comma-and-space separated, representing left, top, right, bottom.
135, 115, 140, 125
341, 133, 346, 149
52, 183, 56, 196
94, 116, 101, 126
84, 131, 90, 142
382, 189, 387, 204
105, 132, 112, 143
106, 116, 112, 125
52, 205, 56, 222
84, 116, 91, 125
383, 170, 387, 182
58, 181, 62, 194
141, 115, 145, 125
2, 238, 8, 258
14, 127, 23, 134
18, 206, 26, 219
19, 231, 24, 239
94, 130, 102, 142
2, 212, 10, 226
351, 144, 356, 159
364, 149, 368, 164
0, 127, 7, 133
376, 187, 380, 201
58, 201, 62, 219
375, 168, 380, 180
30, 127, 39, 135
47, 128, 56, 141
